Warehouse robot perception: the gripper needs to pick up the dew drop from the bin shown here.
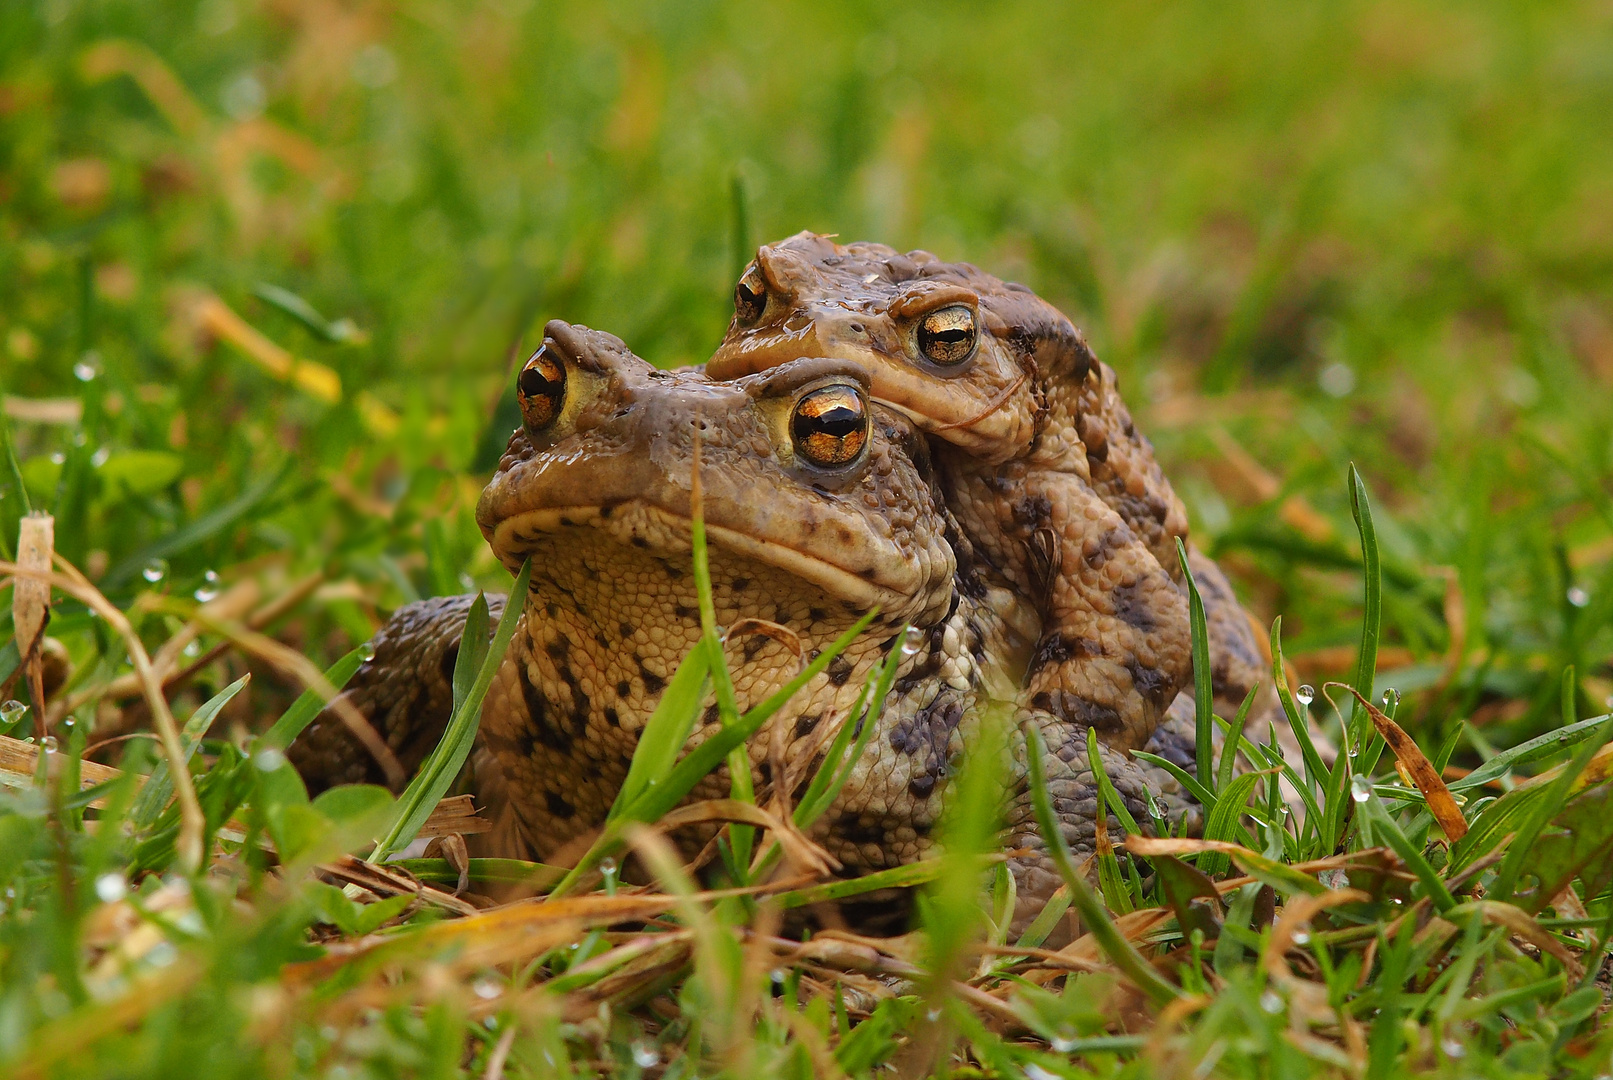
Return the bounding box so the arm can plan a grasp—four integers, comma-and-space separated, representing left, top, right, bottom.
359, 642, 377, 662
194, 570, 220, 602
1259, 990, 1284, 1014
73, 354, 101, 381
1350, 776, 1371, 803
182, 639, 201, 658
901, 626, 924, 656
769, 968, 787, 985
1295, 685, 1315, 706
1380, 688, 1399, 710
1050, 1034, 1078, 1052
599, 856, 619, 895
147, 941, 178, 968
1440, 1036, 1465, 1058
253, 748, 287, 772
1291, 928, 1311, 945
925, 1007, 942, 1022
472, 977, 500, 1000
1318, 361, 1355, 397
95, 872, 128, 904
630, 1040, 659, 1068
1025, 1067, 1061, 1080
49, 451, 65, 465
0, 700, 26, 725
1567, 586, 1590, 608
91, 446, 110, 467
40, 736, 58, 754
141, 558, 169, 583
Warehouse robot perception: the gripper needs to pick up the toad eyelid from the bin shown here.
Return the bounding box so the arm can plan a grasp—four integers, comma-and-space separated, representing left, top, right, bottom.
885, 285, 979, 323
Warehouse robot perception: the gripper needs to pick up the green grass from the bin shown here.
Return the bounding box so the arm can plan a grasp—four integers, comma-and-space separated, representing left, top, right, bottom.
2, 0, 1613, 1075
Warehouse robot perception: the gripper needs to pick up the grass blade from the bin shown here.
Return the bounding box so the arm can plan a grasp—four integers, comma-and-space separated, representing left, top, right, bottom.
131, 675, 249, 827
1026, 722, 1179, 1006
1175, 538, 1215, 791
371, 560, 530, 861
1087, 727, 1142, 836
259, 644, 370, 751
608, 645, 711, 820
796, 629, 905, 828
1346, 463, 1383, 765
1217, 682, 1260, 792
1448, 714, 1611, 792
1198, 770, 1266, 877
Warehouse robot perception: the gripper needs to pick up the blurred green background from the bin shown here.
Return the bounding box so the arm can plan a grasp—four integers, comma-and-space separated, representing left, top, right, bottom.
2, 0, 1611, 748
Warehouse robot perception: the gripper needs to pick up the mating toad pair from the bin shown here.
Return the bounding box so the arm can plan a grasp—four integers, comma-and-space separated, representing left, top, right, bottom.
293, 233, 1276, 925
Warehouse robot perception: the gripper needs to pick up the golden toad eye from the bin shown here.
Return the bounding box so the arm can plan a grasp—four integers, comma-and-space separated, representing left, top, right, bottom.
791, 385, 869, 468
734, 263, 768, 326
916, 304, 977, 366
517, 346, 566, 430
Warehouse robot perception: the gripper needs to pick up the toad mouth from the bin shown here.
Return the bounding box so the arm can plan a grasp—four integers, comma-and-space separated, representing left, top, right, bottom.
489, 502, 907, 616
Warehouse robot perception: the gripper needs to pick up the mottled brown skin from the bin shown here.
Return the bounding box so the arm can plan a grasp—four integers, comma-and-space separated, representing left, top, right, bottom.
296, 322, 1191, 925
709, 233, 1272, 748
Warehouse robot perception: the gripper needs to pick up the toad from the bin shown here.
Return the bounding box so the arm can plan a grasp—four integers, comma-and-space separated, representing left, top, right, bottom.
708, 234, 1272, 752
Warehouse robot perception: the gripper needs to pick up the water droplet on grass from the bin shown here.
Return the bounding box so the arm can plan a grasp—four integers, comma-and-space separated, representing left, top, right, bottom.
40, 736, 57, 754
1440, 1036, 1465, 1058
1318, 362, 1355, 397
0, 700, 26, 725
360, 642, 377, 662
630, 1040, 659, 1068
74, 354, 101, 381
254, 748, 286, 772
1050, 1034, 1078, 1052
1259, 990, 1284, 1014
1296, 685, 1314, 706
472, 977, 500, 1000
95, 872, 128, 903
1381, 689, 1399, 710
194, 570, 220, 602
142, 558, 168, 583
1291, 928, 1311, 945
1350, 776, 1371, 803
1567, 586, 1590, 607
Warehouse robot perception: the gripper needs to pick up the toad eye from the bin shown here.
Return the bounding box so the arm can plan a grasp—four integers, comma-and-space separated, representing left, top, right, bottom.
791, 385, 869, 468
517, 346, 566, 431
915, 304, 977, 366
734, 263, 768, 326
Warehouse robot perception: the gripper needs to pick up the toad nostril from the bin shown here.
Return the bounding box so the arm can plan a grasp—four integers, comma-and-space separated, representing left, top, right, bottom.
848, 322, 865, 334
